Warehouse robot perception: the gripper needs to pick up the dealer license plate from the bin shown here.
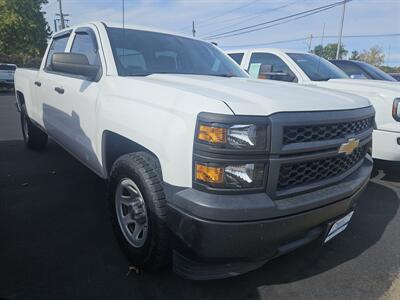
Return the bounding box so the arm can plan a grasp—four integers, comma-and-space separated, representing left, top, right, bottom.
324, 211, 354, 243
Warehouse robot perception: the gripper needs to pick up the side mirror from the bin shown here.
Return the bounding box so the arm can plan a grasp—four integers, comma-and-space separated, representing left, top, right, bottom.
258, 64, 288, 79
51, 53, 100, 81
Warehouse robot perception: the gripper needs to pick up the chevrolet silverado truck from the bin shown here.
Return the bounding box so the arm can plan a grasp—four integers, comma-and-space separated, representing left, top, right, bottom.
15, 22, 374, 280
226, 48, 400, 161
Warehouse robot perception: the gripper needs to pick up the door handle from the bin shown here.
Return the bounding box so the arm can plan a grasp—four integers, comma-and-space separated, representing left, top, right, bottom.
34, 81, 41, 87
54, 87, 64, 94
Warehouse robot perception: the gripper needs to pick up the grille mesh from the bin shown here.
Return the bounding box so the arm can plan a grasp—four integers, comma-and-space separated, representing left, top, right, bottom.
278, 145, 368, 191
283, 117, 373, 145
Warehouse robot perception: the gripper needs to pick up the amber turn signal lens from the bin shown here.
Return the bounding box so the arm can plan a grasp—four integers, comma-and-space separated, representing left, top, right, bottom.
195, 163, 224, 184
198, 125, 227, 144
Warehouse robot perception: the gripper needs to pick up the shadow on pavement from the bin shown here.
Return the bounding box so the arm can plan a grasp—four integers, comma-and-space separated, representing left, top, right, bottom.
373, 159, 400, 183
0, 139, 399, 300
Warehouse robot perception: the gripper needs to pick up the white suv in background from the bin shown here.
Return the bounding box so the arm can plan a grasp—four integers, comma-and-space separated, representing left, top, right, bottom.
0, 63, 17, 90
226, 48, 400, 161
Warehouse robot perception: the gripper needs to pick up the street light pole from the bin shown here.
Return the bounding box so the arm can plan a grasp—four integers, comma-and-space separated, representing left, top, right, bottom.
58, 0, 66, 29
336, 0, 347, 59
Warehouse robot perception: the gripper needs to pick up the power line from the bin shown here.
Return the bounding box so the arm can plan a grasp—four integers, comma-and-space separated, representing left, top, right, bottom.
199, 0, 298, 36
205, 3, 345, 40
203, 0, 348, 40
222, 33, 400, 48
175, 0, 261, 32
197, 0, 261, 25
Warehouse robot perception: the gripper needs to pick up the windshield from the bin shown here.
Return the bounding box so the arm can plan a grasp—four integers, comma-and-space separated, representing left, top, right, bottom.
357, 61, 397, 81
106, 27, 248, 78
0, 64, 16, 71
287, 53, 348, 81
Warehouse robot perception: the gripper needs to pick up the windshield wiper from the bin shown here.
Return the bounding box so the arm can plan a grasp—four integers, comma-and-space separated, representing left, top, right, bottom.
209, 74, 238, 78
313, 77, 331, 81
125, 72, 239, 78
126, 73, 152, 77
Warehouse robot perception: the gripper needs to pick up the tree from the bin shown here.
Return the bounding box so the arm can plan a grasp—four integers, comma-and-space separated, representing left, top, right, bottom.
358, 45, 385, 66
312, 43, 348, 60
0, 0, 51, 65
350, 50, 360, 60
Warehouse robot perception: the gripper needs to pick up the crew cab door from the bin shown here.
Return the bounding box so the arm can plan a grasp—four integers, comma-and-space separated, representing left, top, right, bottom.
34, 31, 71, 127
39, 26, 105, 175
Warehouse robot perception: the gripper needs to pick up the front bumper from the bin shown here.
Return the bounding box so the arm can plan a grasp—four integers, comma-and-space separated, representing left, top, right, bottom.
165, 157, 372, 280
372, 129, 400, 161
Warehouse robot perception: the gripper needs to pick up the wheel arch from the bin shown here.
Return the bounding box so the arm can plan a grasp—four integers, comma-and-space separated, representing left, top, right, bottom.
102, 130, 162, 178
15, 90, 25, 113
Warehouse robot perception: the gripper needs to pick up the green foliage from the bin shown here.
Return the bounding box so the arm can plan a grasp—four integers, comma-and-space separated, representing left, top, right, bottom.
312, 43, 348, 60
350, 50, 360, 60
0, 0, 50, 67
358, 45, 385, 66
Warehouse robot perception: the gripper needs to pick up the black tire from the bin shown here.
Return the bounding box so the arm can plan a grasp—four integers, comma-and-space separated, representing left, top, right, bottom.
20, 109, 48, 150
108, 152, 169, 270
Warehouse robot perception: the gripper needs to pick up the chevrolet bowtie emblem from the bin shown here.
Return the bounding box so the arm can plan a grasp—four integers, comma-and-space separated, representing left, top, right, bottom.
339, 138, 360, 155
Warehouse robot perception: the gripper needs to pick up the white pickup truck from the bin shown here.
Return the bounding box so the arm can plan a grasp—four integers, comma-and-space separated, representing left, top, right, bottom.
15, 22, 374, 280
226, 48, 400, 161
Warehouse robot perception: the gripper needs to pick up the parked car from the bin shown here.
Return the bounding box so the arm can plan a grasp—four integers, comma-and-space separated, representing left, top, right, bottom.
0, 63, 17, 90
389, 73, 400, 81
15, 23, 373, 280
330, 59, 397, 82
226, 48, 400, 161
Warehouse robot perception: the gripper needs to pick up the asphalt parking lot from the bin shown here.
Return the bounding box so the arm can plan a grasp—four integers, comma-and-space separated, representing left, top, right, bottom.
0, 92, 399, 300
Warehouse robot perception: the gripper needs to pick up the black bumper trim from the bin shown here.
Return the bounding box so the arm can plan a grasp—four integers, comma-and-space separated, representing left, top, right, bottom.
170, 179, 367, 280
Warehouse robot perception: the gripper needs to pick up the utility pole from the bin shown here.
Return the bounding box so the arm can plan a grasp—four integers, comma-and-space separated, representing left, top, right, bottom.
192, 21, 196, 37
336, 0, 347, 59
308, 34, 313, 52
58, 0, 66, 30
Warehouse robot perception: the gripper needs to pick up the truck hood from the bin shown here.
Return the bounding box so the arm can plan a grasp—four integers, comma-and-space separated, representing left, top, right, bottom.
312, 79, 400, 100
141, 74, 371, 115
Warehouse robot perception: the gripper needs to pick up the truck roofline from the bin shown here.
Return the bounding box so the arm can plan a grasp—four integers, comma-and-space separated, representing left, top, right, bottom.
51, 21, 208, 44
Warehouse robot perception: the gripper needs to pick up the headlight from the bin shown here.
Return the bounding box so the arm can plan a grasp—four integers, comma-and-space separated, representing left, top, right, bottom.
197, 123, 266, 149
193, 113, 269, 192
195, 162, 265, 189
393, 98, 400, 122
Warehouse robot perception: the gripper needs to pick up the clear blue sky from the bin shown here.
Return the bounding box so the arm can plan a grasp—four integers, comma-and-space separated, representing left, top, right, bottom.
42, 0, 400, 66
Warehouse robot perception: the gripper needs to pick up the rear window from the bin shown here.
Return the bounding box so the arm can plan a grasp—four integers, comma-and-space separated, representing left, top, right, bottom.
0, 65, 16, 71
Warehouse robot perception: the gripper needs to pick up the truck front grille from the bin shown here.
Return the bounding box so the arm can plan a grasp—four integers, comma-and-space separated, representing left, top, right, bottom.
277, 144, 368, 191
283, 117, 374, 145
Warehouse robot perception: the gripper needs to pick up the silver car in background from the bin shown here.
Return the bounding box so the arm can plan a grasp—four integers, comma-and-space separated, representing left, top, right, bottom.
0, 63, 17, 90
